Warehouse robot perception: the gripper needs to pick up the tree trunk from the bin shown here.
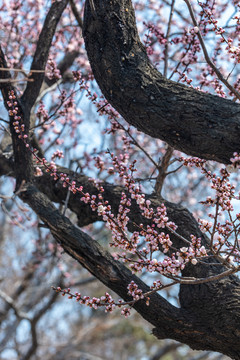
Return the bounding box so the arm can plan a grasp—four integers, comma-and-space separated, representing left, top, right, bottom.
1, 0, 240, 357
82, 0, 240, 358
83, 0, 240, 164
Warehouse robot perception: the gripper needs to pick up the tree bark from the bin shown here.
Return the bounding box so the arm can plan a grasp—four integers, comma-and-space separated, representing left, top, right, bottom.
18, 183, 240, 359
1, 0, 240, 357
1, 154, 240, 358
83, 0, 240, 164
21, 0, 69, 116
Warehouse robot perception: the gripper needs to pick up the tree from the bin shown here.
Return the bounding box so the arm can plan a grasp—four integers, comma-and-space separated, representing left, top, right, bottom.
0, 0, 240, 359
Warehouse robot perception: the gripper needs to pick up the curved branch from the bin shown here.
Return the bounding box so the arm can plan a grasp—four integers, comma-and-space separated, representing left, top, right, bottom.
18, 183, 240, 358
1, 150, 240, 357
83, 0, 240, 164
0, 46, 33, 187
0, 156, 235, 279
21, 0, 69, 115
19, 184, 189, 334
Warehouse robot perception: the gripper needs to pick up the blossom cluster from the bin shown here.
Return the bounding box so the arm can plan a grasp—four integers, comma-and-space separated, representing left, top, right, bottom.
46, 57, 61, 80
7, 90, 29, 146
79, 154, 208, 283
198, 1, 240, 63
53, 286, 132, 317
230, 152, 240, 168
180, 155, 240, 265
4, 0, 240, 320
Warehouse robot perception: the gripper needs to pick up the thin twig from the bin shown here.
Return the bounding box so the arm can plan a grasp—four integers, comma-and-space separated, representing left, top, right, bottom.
164, 0, 175, 77
154, 145, 174, 196
183, 0, 240, 100
69, 0, 83, 28
0, 77, 33, 83
115, 120, 159, 168
0, 290, 30, 320
0, 67, 45, 74
169, 266, 239, 285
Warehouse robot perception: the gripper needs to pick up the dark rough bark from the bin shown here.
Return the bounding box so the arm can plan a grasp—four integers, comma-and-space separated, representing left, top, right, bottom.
82, 0, 240, 354
0, 1, 68, 188
0, 46, 33, 188
18, 183, 240, 359
83, 0, 240, 164
1, 153, 239, 358
21, 0, 69, 116
1, 0, 240, 357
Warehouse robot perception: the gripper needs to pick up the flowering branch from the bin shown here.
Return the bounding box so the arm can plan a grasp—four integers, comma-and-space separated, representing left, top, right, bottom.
21, 0, 69, 114
83, 0, 240, 163
183, 0, 240, 100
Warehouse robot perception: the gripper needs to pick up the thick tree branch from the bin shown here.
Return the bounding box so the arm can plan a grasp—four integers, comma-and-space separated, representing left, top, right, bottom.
0, 46, 33, 187
0, 155, 236, 279
1, 0, 239, 356
18, 183, 240, 358
33, 166, 240, 358
18, 184, 189, 332
1, 151, 240, 357
0, 1, 68, 189
83, 0, 240, 164
21, 0, 69, 115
